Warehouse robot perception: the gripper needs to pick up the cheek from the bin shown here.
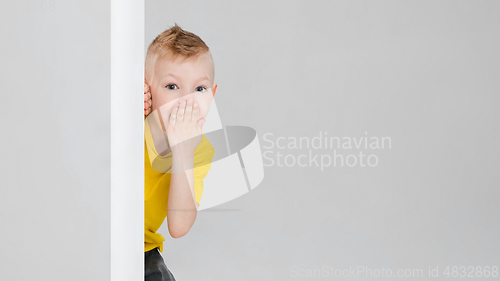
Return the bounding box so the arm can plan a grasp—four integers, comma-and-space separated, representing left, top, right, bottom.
152, 92, 176, 112
197, 96, 213, 118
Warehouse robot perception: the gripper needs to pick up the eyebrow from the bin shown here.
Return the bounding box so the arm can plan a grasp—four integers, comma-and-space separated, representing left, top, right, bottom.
162, 73, 210, 84
162, 73, 180, 80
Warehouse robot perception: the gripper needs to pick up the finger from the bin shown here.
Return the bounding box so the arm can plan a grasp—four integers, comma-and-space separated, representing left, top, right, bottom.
170, 106, 178, 126
144, 91, 151, 101
191, 101, 199, 122
177, 100, 186, 122
185, 98, 193, 122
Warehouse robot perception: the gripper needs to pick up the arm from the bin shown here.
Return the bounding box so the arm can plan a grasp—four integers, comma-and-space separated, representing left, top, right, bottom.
164, 97, 205, 238
167, 146, 199, 238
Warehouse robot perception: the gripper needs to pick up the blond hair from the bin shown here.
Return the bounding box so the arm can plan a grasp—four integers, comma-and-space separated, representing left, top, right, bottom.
145, 23, 210, 84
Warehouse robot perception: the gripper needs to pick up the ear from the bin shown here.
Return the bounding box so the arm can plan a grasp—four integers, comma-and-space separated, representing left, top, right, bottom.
212, 83, 218, 97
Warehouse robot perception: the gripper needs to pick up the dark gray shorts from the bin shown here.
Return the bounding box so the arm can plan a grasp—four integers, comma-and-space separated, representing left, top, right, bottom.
145, 247, 176, 281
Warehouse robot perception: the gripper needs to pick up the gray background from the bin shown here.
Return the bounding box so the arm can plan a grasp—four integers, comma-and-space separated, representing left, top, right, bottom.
0, 1, 110, 280
0, 0, 498, 281
147, 0, 500, 280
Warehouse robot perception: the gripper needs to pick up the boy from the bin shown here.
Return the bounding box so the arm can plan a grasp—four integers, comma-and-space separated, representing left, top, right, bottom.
143, 24, 217, 281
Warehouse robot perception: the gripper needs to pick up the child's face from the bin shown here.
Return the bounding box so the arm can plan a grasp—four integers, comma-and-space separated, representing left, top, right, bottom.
149, 52, 216, 123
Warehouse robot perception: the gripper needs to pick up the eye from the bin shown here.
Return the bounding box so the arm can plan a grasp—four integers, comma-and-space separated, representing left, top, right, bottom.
166, 84, 178, 90
196, 86, 207, 92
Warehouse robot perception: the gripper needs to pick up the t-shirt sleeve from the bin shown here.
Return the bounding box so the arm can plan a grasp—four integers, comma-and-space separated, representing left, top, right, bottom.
193, 137, 215, 207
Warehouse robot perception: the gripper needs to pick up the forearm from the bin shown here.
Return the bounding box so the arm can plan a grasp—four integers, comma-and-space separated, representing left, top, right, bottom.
167, 146, 197, 238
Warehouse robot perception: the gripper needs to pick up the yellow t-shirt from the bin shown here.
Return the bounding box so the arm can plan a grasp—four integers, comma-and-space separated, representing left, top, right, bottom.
144, 129, 215, 253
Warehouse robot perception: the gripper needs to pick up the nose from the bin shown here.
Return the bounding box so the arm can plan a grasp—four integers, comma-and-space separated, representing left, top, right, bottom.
178, 91, 196, 104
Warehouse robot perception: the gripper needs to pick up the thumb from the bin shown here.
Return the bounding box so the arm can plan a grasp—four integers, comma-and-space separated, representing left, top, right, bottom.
197, 118, 206, 130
